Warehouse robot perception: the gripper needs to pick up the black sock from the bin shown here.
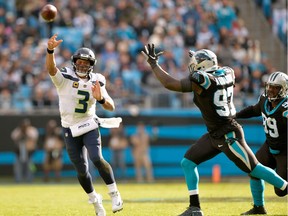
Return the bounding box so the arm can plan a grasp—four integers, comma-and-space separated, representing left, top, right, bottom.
189, 194, 201, 208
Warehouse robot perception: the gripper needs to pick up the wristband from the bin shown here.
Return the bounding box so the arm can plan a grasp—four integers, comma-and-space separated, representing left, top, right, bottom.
97, 97, 106, 104
47, 48, 54, 54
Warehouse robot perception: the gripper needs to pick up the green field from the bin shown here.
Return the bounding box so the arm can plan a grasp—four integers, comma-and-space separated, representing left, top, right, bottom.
0, 179, 287, 216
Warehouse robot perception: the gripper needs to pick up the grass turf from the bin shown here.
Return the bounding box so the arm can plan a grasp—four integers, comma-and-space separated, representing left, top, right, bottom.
0, 179, 287, 216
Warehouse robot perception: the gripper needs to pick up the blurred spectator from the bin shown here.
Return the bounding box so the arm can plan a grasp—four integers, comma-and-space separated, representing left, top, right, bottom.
0, 0, 281, 111
42, 119, 64, 182
11, 118, 38, 183
108, 124, 128, 180
215, 0, 237, 31
130, 121, 154, 183
0, 87, 12, 111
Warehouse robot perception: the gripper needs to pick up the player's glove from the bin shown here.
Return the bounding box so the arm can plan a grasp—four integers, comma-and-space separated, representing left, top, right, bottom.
142, 44, 164, 66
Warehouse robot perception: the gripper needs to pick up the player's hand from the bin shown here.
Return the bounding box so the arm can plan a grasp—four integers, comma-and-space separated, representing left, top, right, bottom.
47, 34, 63, 50
141, 44, 164, 65
91, 80, 102, 101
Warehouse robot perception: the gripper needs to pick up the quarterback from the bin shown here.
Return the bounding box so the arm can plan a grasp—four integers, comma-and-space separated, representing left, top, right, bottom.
46, 34, 123, 216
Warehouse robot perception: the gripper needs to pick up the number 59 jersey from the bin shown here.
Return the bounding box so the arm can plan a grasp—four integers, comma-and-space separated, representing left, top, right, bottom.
50, 67, 111, 128
259, 95, 287, 151
237, 94, 288, 151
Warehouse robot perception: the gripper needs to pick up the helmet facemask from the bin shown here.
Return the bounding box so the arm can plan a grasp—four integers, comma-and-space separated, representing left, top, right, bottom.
71, 48, 96, 78
72, 60, 94, 78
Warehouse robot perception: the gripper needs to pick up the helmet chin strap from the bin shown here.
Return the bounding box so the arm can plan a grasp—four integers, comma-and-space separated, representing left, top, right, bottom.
268, 96, 280, 102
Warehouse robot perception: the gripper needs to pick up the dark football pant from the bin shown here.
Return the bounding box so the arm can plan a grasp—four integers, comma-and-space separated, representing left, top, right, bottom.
184, 126, 259, 173
62, 127, 115, 193
183, 125, 287, 191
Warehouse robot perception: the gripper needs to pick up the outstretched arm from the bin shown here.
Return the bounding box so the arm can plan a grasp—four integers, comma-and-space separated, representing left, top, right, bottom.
142, 44, 183, 92
236, 105, 261, 119
46, 34, 63, 76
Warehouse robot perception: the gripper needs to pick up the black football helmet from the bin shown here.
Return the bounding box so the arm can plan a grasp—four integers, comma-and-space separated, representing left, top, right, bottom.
71, 47, 97, 77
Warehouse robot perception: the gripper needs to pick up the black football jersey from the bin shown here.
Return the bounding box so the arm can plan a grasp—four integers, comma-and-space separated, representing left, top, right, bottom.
237, 94, 288, 151
189, 67, 236, 132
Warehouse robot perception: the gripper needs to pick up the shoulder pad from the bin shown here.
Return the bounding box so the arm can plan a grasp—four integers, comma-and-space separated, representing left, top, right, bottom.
258, 93, 265, 102
213, 69, 226, 76
90, 73, 106, 86
222, 66, 234, 74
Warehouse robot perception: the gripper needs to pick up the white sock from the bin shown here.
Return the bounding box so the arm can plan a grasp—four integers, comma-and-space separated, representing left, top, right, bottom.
88, 190, 98, 203
107, 183, 118, 193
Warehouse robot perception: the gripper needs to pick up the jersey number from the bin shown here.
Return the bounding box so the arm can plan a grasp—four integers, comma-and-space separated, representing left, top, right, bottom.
75, 90, 89, 113
214, 86, 236, 117
262, 114, 279, 138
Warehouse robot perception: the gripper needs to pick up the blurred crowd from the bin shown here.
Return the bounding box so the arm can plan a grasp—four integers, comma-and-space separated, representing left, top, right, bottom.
255, 0, 287, 47
0, 0, 285, 113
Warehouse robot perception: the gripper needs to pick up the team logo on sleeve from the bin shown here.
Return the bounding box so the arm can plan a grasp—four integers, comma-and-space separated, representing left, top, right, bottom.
60, 67, 67, 73
72, 82, 79, 88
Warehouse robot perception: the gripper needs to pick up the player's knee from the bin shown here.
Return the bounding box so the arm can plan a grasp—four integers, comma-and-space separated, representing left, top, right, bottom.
94, 158, 106, 169
73, 161, 88, 175
77, 170, 88, 177
275, 188, 287, 197
181, 158, 196, 169
249, 174, 260, 180
76, 165, 89, 177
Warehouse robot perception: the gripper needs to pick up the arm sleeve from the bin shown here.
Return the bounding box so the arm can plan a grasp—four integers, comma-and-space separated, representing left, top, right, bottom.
50, 68, 64, 88
189, 71, 205, 85
236, 104, 261, 119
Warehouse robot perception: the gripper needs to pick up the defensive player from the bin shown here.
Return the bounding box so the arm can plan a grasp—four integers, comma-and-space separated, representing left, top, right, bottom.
142, 44, 288, 216
46, 34, 123, 216
237, 71, 288, 215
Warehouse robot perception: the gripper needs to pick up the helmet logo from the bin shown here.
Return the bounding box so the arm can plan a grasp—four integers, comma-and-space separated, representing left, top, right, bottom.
189, 49, 218, 73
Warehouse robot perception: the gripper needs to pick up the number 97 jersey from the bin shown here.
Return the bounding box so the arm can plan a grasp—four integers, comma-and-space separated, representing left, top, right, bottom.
190, 66, 236, 131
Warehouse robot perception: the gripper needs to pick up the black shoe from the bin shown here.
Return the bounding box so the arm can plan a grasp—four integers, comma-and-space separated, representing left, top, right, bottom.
241, 205, 267, 215
178, 206, 204, 216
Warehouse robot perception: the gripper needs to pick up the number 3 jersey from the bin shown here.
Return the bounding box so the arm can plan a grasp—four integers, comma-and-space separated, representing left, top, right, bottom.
236, 94, 288, 152
50, 67, 111, 128
181, 66, 236, 132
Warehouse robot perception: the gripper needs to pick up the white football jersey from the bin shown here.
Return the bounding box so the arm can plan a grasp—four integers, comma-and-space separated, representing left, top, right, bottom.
50, 67, 112, 128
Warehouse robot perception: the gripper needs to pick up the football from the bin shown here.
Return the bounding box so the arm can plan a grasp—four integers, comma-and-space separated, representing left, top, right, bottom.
41, 4, 57, 22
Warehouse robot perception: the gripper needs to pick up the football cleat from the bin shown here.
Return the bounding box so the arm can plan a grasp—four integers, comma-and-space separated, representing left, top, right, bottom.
178, 206, 204, 216
89, 193, 106, 216
109, 191, 123, 213
241, 205, 267, 215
